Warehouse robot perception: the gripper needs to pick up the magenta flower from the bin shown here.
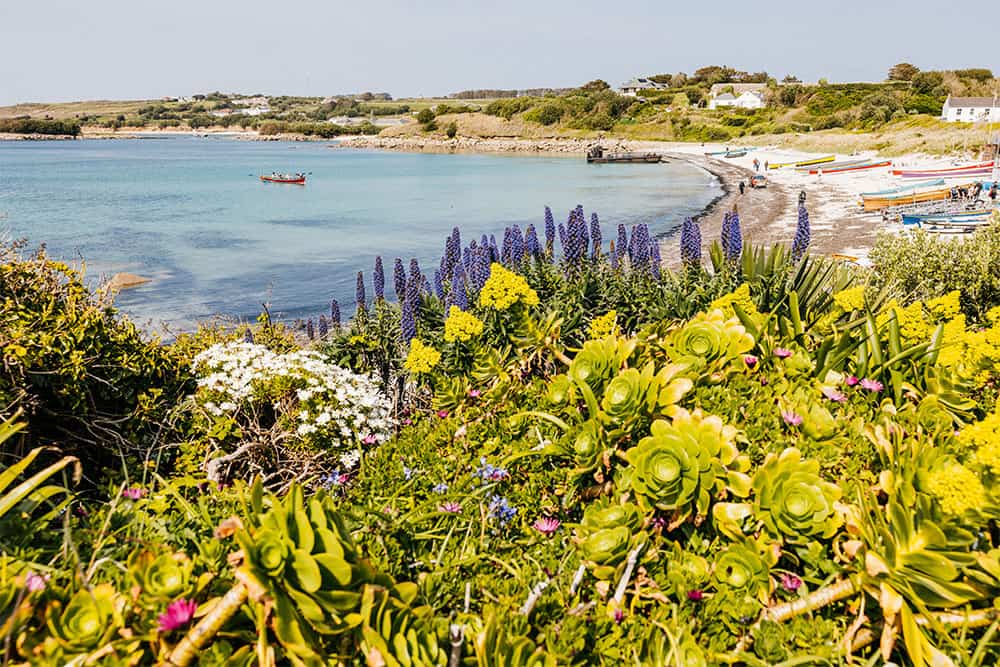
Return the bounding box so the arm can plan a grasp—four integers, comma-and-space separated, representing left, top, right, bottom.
844, 375, 859, 387
687, 589, 704, 602
25, 572, 49, 592
781, 410, 803, 426
122, 487, 146, 500
468, 389, 482, 398
437, 410, 450, 419
158, 599, 197, 633
613, 608, 625, 624
780, 573, 803, 592
743, 355, 759, 368
821, 386, 847, 403
774, 348, 793, 359
532, 517, 561, 537
403, 418, 413, 426
859, 378, 883, 392
362, 434, 378, 445
439, 502, 462, 513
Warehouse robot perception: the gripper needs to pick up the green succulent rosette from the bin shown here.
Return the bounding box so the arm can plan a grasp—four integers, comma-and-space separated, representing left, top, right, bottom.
714, 542, 771, 601
601, 367, 647, 421
577, 500, 646, 579
801, 402, 837, 441
547, 374, 576, 407
128, 551, 192, 601
669, 309, 754, 371
579, 526, 632, 566
567, 337, 636, 391
580, 499, 645, 533
753, 448, 842, 541
45, 583, 122, 654
562, 419, 607, 471
625, 410, 750, 518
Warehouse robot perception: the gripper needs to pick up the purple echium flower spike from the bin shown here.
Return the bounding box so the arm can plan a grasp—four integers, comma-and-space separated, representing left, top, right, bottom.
330, 299, 341, 327
524, 224, 539, 259
462, 245, 472, 271
792, 204, 810, 261
318, 315, 328, 338
609, 240, 619, 271
726, 208, 742, 263
442, 236, 454, 278
544, 206, 556, 256
557, 223, 568, 256
590, 212, 602, 259
450, 226, 461, 269
373, 256, 385, 300
306, 318, 315, 340
393, 258, 406, 302
470, 247, 490, 290
400, 297, 416, 343
510, 224, 524, 265
355, 272, 366, 313
488, 235, 499, 263
631, 225, 651, 272
450, 270, 468, 310
680, 217, 702, 266
650, 239, 662, 278
501, 226, 512, 265
617, 224, 628, 262
720, 211, 732, 258
432, 269, 444, 299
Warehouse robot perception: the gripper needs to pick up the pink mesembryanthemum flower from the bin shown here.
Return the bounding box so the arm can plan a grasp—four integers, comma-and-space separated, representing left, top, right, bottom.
781, 410, 803, 426
774, 348, 793, 359
122, 487, 146, 500
821, 386, 847, 403
439, 502, 462, 513
362, 433, 378, 445
25, 572, 49, 593
844, 375, 860, 387
532, 517, 561, 537
437, 410, 450, 419
859, 378, 883, 392
613, 608, 625, 624
743, 355, 758, 368
780, 573, 803, 592
468, 389, 481, 398
687, 589, 704, 602
158, 598, 197, 633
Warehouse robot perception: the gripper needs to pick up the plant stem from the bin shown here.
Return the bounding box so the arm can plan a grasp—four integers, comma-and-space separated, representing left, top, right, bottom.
165, 582, 249, 667
763, 576, 861, 623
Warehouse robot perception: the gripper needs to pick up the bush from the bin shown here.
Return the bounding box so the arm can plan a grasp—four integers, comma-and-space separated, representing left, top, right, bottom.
445, 121, 458, 138
524, 103, 563, 126
0, 118, 81, 136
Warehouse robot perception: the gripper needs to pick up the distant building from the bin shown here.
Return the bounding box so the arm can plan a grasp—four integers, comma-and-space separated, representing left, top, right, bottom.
708, 83, 767, 110
941, 96, 1000, 123
619, 78, 667, 97
239, 105, 270, 117
232, 96, 269, 107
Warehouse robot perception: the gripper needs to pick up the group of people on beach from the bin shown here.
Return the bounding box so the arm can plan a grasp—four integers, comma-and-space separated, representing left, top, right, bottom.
951, 181, 999, 204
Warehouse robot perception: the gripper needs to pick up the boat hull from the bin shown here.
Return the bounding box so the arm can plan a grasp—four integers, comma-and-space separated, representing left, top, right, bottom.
809, 160, 892, 175
260, 176, 306, 184
862, 186, 959, 211
892, 162, 995, 178
769, 155, 835, 170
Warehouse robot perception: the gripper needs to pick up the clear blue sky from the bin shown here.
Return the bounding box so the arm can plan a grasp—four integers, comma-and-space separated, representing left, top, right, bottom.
1, 0, 995, 105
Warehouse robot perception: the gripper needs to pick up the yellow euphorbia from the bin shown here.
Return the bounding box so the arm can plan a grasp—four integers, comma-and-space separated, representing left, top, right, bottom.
443, 306, 484, 343
710, 283, 758, 319
478, 263, 539, 310
404, 339, 440, 374
588, 310, 619, 339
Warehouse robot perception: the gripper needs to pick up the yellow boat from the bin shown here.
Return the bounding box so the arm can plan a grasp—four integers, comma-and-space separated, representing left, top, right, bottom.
768, 155, 836, 170
860, 185, 959, 212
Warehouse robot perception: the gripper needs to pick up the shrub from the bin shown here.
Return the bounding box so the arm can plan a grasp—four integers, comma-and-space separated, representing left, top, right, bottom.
0, 118, 81, 136
445, 121, 458, 138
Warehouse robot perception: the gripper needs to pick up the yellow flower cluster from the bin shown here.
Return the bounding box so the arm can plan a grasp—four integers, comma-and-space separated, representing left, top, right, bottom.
962, 411, 1000, 476
832, 286, 866, 312
882, 291, 962, 345
588, 310, 619, 339
924, 462, 986, 516
404, 339, 440, 374
478, 263, 539, 310
709, 283, 758, 319
443, 306, 484, 342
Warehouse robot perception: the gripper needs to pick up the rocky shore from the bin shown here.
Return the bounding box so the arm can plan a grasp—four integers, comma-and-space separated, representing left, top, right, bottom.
335, 135, 632, 155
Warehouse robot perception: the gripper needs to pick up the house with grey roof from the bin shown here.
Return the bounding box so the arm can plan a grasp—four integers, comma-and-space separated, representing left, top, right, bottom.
942, 96, 1000, 123
619, 78, 667, 97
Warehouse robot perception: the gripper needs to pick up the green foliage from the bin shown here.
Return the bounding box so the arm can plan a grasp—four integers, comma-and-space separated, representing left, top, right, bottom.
0, 118, 81, 136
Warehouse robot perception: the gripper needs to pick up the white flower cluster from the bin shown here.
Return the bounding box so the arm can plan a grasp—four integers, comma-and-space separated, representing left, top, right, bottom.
191, 342, 393, 455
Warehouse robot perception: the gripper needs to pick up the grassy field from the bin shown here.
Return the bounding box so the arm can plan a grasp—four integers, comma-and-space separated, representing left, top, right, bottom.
0, 99, 149, 120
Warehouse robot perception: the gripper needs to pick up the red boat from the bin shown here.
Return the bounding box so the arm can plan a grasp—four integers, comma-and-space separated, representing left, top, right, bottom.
260, 173, 306, 184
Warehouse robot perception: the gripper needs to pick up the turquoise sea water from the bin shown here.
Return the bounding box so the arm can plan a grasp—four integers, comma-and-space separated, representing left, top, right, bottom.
0, 136, 720, 330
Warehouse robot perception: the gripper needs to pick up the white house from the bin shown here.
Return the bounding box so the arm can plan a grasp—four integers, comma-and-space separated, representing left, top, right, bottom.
708, 83, 767, 110
619, 78, 667, 97
941, 96, 1000, 123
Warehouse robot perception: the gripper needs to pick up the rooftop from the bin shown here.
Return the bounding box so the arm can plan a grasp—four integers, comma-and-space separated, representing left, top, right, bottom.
947, 96, 999, 108
709, 83, 768, 96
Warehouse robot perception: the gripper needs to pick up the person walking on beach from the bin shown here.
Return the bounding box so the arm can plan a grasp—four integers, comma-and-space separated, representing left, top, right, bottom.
990, 182, 998, 204
798, 190, 807, 206
739, 180, 746, 196
753, 158, 760, 172
764, 160, 769, 171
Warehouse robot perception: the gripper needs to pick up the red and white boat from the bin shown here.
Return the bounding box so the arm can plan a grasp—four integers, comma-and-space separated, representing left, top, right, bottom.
891, 161, 994, 179
260, 173, 306, 184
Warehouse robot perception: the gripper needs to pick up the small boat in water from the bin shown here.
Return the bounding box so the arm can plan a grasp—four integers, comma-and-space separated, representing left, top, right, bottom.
586, 146, 663, 163
261, 173, 306, 184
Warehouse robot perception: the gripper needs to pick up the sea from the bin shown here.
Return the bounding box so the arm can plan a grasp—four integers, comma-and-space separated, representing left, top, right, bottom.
0, 136, 720, 331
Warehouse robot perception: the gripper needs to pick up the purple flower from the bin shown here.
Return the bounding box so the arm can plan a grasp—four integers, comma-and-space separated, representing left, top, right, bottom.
440, 501, 462, 514
609, 241, 619, 271
792, 205, 811, 261
403, 466, 413, 480
781, 410, 803, 426
724, 208, 742, 263
859, 378, 883, 392
680, 217, 702, 266
720, 212, 732, 259
318, 315, 328, 338
844, 375, 859, 387
450, 270, 469, 310
432, 269, 445, 300
468, 389, 481, 398
393, 258, 406, 302
307, 318, 317, 340
774, 348, 793, 359
687, 589, 704, 602
501, 226, 513, 265
25, 572, 49, 592
488, 495, 517, 524
510, 224, 525, 265
822, 386, 848, 403
617, 224, 628, 262
744, 355, 759, 368
614, 608, 625, 624
544, 206, 556, 256
780, 573, 803, 592
590, 212, 602, 259
399, 298, 416, 343
650, 240, 662, 278
320, 471, 343, 489
476, 457, 510, 482
122, 487, 145, 500
433, 482, 449, 494
355, 271, 366, 313
533, 517, 560, 537
524, 224, 540, 259
373, 256, 385, 300
362, 434, 378, 445
330, 299, 341, 327
158, 599, 197, 633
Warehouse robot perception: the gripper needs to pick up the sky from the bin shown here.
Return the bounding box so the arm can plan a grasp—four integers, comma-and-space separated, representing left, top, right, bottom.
1, 0, 996, 105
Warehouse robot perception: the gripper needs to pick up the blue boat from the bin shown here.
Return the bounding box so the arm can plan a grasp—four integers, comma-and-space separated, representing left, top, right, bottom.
862, 179, 945, 198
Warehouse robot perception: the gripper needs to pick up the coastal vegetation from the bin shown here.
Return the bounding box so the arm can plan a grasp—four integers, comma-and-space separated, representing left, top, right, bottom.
4, 202, 1000, 664
0, 117, 80, 136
